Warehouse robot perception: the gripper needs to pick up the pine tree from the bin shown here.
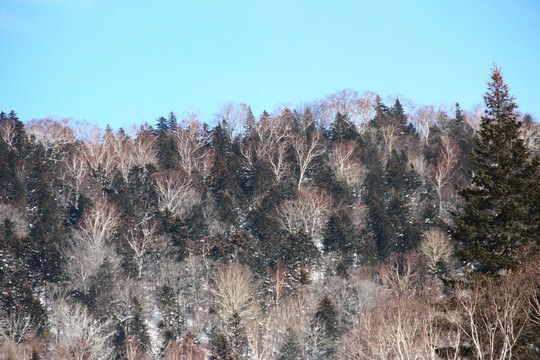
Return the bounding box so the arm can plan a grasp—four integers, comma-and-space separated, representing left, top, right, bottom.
389, 99, 415, 134
453, 66, 540, 273
210, 333, 235, 360
311, 294, 340, 359
279, 229, 320, 279
155, 115, 178, 169
330, 112, 357, 141
279, 328, 302, 360
323, 209, 357, 265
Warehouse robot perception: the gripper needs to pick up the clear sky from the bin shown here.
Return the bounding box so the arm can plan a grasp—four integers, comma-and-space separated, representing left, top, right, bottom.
1, 0, 539, 129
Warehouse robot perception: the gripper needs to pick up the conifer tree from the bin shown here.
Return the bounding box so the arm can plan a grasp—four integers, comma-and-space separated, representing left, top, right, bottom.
330, 112, 357, 141
312, 294, 340, 359
453, 66, 540, 273
279, 328, 302, 360
323, 209, 356, 265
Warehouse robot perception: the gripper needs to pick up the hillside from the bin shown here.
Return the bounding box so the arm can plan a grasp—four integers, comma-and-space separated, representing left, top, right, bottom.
0, 67, 539, 359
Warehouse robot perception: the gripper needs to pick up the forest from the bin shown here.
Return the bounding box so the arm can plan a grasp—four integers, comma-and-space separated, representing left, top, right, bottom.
0, 67, 539, 359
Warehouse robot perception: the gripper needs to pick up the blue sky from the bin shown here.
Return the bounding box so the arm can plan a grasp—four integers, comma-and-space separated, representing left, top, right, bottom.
1, 0, 539, 129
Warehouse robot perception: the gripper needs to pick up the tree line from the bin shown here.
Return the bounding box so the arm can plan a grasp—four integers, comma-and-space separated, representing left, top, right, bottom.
0, 66, 539, 359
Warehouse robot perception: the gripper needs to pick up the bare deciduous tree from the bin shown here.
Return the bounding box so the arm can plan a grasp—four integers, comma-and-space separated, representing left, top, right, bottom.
408, 154, 429, 185
419, 228, 454, 274
276, 187, 333, 249
328, 141, 366, 188
520, 118, 540, 155
156, 253, 211, 336
429, 136, 459, 216
0, 117, 18, 149
25, 118, 75, 160
290, 131, 324, 189
410, 105, 437, 145
129, 125, 159, 168
164, 337, 206, 360
0, 311, 36, 344
381, 122, 400, 155
152, 170, 201, 218
320, 89, 376, 133
210, 263, 261, 324
49, 301, 113, 360
123, 219, 160, 280
377, 252, 419, 299
79, 126, 118, 187
174, 114, 210, 176
56, 146, 95, 209
454, 271, 532, 360
217, 102, 249, 141
66, 198, 121, 294
252, 113, 292, 181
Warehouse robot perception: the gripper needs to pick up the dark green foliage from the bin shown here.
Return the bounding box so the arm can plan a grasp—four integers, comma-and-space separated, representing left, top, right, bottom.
369, 95, 389, 129
155, 115, 178, 169
129, 296, 151, 351
363, 153, 422, 261
209, 152, 241, 225
279, 230, 320, 279
323, 209, 357, 265
246, 180, 295, 260
0, 111, 30, 158
207, 228, 266, 275
26, 146, 65, 283
158, 284, 185, 341
106, 171, 134, 217
227, 311, 247, 357
453, 66, 540, 273
0, 220, 47, 334
210, 332, 236, 360
239, 152, 275, 201
0, 137, 26, 204
279, 328, 302, 360
385, 150, 421, 195
330, 112, 358, 141
159, 209, 190, 261
311, 294, 340, 359
389, 99, 415, 134
168, 111, 178, 130
449, 103, 474, 185
85, 259, 116, 317
65, 193, 92, 226
314, 295, 340, 338
184, 203, 208, 242
311, 153, 354, 206
127, 164, 158, 219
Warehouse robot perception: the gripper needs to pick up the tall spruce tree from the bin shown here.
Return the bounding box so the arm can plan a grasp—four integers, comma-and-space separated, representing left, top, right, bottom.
453, 66, 540, 273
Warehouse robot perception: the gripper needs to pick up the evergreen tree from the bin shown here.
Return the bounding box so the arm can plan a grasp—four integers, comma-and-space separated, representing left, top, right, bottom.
155, 115, 178, 169
279, 229, 320, 280
209, 152, 240, 225
453, 66, 540, 273
26, 145, 65, 282
168, 111, 178, 130
323, 209, 357, 265
330, 112, 357, 141
389, 99, 415, 134
311, 294, 340, 359
279, 328, 302, 360
157, 284, 185, 341
130, 296, 151, 351
210, 332, 235, 360
159, 209, 190, 261
227, 311, 248, 358
369, 95, 389, 128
